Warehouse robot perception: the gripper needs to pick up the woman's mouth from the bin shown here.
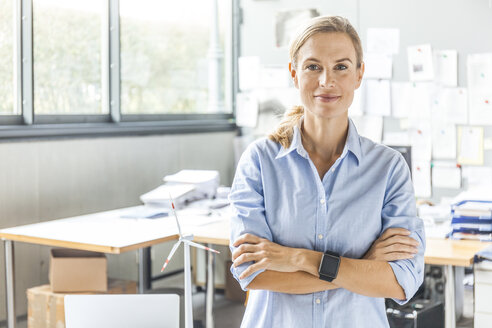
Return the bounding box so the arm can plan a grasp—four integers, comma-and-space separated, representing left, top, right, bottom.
314, 95, 341, 103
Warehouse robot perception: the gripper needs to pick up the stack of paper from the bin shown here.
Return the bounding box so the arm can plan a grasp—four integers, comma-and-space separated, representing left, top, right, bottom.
164, 170, 220, 200
140, 184, 196, 208
450, 200, 492, 241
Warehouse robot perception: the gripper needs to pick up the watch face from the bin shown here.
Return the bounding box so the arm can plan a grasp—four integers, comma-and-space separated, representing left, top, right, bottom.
320, 254, 339, 277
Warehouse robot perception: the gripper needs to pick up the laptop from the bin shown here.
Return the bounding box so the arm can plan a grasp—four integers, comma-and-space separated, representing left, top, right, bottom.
64, 294, 179, 328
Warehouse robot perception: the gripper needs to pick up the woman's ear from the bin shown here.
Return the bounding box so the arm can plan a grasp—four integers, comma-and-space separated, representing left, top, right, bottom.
355, 61, 365, 89
289, 62, 299, 89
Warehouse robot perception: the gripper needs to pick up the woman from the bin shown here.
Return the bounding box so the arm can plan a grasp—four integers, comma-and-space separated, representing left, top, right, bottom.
229, 16, 425, 328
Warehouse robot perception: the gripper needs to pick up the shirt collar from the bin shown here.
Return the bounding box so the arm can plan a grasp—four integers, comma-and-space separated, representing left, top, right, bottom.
275, 117, 362, 165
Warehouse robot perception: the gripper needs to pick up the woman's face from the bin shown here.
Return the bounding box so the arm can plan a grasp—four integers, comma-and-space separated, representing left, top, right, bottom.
290, 32, 364, 120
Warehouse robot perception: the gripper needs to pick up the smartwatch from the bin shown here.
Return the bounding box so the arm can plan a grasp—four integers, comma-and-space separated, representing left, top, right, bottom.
318, 250, 341, 282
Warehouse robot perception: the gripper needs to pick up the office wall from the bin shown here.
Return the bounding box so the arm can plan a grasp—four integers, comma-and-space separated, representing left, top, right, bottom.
240, 0, 492, 202
0, 131, 235, 321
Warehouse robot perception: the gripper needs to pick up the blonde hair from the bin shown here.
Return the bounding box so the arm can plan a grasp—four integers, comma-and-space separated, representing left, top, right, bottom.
268, 16, 363, 149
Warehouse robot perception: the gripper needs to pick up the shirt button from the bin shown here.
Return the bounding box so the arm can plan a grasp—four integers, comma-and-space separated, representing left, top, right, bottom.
318, 234, 323, 240
316, 298, 321, 304
331, 167, 335, 172
320, 198, 326, 204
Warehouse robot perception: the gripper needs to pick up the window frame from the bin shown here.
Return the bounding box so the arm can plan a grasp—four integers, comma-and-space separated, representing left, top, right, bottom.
0, 0, 239, 141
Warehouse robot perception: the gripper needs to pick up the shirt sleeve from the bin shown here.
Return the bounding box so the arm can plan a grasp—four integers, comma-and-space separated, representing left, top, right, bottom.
381, 153, 426, 305
229, 143, 273, 291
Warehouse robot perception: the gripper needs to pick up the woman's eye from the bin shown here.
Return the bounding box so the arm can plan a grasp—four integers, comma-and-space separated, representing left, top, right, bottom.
306, 64, 320, 71
335, 64, 348, 70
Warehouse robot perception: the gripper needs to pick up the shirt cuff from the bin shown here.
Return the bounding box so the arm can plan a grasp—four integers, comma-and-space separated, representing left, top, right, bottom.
230, 261, 266, 291
388, 261, 416, 305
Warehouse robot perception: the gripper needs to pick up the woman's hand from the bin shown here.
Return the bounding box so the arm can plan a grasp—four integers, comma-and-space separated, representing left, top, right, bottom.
363, 228, 419, 261
232, 233, 299, 279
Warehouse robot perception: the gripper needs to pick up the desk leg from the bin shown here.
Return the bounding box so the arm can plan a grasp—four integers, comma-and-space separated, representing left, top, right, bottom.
4, 240, 16, 328
138, 247, 152, 294
205, 244, 215, 328
444, 265, 456, 328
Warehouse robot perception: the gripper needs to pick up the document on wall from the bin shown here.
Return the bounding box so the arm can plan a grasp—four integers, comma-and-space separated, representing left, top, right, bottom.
433, 50, 458, 87
366, 28, 400, 55
462, 166, 492, 189
383, 131, 410, 146
432, 87, 468, 125
391, 82, 434, 119
457, 126, 484, 165
275, 9, 319, 48
467, 53, 492, 125
238, 56, 260, 91
363, 53, 393, 79
260, 67, 290, 88
348, 87, 363, 116
407, 44, 434, 81
408, 120, 432, 161
431, 162, 461, 189
412, 161, 432, 198
469, 87, 492, 125
363, 79, 391, 116
432, 124, 457, 159
350, 115, 383, 143
235, 92, 259, 128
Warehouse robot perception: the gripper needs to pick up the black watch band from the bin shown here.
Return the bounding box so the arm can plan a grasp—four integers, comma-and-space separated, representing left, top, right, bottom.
318, 250, 341, 282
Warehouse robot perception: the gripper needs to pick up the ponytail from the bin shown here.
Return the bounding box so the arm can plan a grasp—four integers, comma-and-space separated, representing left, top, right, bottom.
268, 106, 304, 149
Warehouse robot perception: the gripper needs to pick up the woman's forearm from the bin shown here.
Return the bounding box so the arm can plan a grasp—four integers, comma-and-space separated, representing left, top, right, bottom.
298, 248, 405, 300
248, 270, 339, 294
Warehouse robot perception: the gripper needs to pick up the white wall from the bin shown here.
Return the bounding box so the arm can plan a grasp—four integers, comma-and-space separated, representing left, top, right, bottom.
0, 131, 236, 321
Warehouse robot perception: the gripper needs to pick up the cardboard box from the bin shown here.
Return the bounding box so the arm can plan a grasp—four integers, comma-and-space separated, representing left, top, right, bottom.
27, 278, 137, 328
50, 248, 107, 293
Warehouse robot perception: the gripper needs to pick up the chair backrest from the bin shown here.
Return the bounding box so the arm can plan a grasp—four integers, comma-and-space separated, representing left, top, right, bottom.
64, 294, 179, 328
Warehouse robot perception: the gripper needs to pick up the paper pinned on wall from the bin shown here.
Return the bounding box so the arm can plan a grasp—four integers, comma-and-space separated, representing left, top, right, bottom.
432, 87, 468, 125
412, 161, 432, 198
275, 9, 319, 48
350, 115, 383, 143
467, 53, 492, 88
363, 53, 393, 79
433, 50, 458, 87
431, 124, 457, 159
408, 119, 432, 161
468, 87, 492, 125
432, 162, 461, 189
348, 87, 363, 116
363, 79, 391, 116
391, 82, 434, 119
235, 92, 259, 128
383, 131, 410, 146
462, 166, 492, 189
407, 44, 434, 81
457, 126, 484, 165
260, 67, 290, 88
366, 28, 400, 55
239, 56, 260, 91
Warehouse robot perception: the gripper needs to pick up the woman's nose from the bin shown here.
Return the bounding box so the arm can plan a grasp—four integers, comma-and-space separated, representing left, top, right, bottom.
319, 70, 335, 88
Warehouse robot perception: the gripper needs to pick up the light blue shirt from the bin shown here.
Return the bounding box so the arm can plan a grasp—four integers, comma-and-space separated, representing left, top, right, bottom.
229, 118, 425, 328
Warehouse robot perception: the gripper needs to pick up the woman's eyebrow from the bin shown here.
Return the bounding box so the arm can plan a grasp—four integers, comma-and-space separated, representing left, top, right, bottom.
336, 57, 353, 63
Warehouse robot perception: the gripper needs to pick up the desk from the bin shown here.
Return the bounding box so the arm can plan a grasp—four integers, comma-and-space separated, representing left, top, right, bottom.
0, 206, 227, 328
425, 238, 492, 328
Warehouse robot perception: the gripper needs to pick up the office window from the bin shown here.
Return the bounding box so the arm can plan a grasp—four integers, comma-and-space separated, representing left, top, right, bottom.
33, 0, 105, 114
0, 0, 14, 115
120, 0, 232, 114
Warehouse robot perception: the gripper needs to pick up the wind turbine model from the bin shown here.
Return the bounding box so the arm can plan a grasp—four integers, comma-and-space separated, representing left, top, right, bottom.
161, 195, 220, 328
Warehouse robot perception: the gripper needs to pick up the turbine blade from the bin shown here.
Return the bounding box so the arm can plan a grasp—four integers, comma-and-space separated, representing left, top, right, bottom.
161, 241, 182, 272
185, 240, 220, 254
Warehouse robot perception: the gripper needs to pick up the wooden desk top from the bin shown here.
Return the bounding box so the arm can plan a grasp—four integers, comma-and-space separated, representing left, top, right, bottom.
424, 238, 492, 267
0, 207, 226, 254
